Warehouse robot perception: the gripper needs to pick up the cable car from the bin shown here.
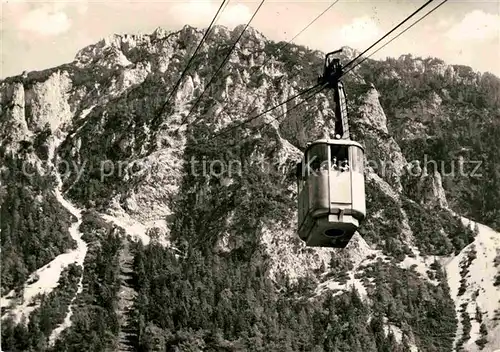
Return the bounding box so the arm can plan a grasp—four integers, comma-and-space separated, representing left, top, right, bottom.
296, 49, 366, 248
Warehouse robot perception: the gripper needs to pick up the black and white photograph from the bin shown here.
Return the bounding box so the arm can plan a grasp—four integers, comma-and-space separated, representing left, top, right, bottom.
1, 0, 499, 351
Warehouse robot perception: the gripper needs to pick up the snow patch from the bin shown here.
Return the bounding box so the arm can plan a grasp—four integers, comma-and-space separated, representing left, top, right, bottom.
1, 138, 88, 331
0, 206, 85, 325
100, 210, 151, 245
383, 321, 403, 343
445, 217, 500, 351
48, 191, 87, 344
100, 208, 170, 247
315, 271, 368, 299
313, 235, 384, 299
399, 247, 440, 285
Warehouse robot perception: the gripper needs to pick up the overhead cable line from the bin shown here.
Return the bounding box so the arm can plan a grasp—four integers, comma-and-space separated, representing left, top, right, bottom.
252, 0, 443, 133
184, 83, 326, 152
271, 83, 328, 124
254, 83, 330, 140
343, 0, 436, 70
188, 0, 443, 149
208, 83, 325, 140
342, 0, 448, 76
152, 0, 230, 126
286, 0, 341, 43
177, 0, 266, 129
258, 0, 447, 138
208, 0, 340, 125
205, 0, 440, 142
189, 83, 328, 151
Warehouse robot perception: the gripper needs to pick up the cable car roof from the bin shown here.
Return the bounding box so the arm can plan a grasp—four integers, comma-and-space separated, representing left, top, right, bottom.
305, 139, 365, 152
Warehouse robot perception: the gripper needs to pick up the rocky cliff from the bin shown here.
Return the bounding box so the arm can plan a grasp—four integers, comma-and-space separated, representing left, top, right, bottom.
1, 25, 500, 352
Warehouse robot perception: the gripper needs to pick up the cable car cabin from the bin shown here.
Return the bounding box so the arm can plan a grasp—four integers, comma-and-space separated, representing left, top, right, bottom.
296, 139, 366, 248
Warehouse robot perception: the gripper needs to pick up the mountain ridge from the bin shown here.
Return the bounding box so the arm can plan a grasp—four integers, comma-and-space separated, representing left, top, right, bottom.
1, 25, 499, 352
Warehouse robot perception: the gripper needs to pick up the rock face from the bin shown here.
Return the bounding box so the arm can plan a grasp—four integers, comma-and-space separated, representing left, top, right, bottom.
418, 166, 449, 209
0, 82, 31, 148
357, 88, 389, 134
28, 72, 73, 132
1, 25, 500, 352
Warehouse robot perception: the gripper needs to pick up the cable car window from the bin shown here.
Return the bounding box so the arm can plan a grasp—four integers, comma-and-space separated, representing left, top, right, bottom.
296, 162, 303, 180
307, 144, 328, 174
296, 161, 305, 192
331, 144, 349, 172
350, 146, 364, 173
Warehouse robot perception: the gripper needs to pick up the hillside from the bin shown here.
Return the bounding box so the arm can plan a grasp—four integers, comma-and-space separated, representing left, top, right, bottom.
1, 24, 500, 352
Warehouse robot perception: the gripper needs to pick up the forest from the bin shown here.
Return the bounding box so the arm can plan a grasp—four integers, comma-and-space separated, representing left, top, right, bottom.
0, 152, 76, 295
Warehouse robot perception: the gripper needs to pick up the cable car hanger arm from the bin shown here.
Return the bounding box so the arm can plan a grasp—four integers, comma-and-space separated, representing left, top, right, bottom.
317, 48, 350, 140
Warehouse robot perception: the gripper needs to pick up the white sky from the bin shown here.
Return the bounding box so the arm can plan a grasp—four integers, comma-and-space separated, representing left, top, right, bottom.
1, 0, 499, 78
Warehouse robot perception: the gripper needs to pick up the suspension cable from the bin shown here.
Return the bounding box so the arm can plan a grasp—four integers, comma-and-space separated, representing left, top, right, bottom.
209, 83, 324, 140
343, 0, 435, 70
342, 0, 448, 76
187, 83, 328, 151
204, 0, 441, 140
152, 0, 230, 126
191, 0, 340, 127
253, 83, 329, 138
287, 0, 341, 45
178, 0, 266, 129
271, 84, 328, 124
186, 0, 446, 150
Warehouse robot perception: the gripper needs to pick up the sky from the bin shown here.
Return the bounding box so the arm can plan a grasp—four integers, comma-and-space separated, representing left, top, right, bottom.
1, 0, 499, 79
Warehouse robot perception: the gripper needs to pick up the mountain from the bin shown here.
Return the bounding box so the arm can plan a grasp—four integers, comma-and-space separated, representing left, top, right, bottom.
1, 24, 500, 352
